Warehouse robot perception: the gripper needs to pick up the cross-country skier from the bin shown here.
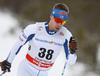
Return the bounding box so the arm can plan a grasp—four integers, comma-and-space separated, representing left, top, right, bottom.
0, 3, 77, 76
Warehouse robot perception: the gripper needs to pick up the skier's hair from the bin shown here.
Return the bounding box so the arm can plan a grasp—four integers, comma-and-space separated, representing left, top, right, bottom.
53, 3, 69, 13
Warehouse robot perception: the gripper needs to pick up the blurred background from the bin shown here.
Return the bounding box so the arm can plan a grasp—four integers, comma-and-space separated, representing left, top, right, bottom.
0, 0, 100, 76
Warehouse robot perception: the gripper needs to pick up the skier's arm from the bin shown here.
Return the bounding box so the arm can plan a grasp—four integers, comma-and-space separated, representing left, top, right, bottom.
6, 37, 25, 63
64, 31, 77, 65
0, 24, 37, 73
0, 31, 27, 73
6, 24, 37, 63
67, 37, 77, 65
66, 52, 77, 65
64, 39, 77, 65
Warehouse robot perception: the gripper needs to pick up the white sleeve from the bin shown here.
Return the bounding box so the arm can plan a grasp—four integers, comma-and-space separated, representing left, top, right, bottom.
6, 39, 24, 63
6, 24, 37, 63
66, 52, 77, 65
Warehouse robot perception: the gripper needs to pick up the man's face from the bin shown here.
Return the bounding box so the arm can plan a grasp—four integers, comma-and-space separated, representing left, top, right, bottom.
49, 16, 64, 32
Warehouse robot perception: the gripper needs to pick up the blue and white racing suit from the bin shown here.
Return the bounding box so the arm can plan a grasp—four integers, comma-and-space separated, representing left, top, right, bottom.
6, 22, 77, 76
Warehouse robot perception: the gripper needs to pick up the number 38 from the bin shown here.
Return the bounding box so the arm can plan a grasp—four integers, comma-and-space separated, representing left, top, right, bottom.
38, 48, 54, 60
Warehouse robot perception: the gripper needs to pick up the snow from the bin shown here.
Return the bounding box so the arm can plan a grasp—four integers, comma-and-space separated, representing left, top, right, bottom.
0, 10, 99, 76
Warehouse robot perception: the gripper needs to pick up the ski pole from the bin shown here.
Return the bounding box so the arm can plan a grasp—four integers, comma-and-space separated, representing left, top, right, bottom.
61, 61, 67, 76
0, 73, 3, 76
0, 71, 6, 76
0, 73, 2, 76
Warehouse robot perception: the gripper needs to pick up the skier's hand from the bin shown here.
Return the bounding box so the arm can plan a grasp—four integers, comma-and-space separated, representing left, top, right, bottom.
0, 60, 11, 72
69, 37, 77, 54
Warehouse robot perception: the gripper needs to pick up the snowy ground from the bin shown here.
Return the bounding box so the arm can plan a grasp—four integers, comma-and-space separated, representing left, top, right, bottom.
0, 9, 99, 76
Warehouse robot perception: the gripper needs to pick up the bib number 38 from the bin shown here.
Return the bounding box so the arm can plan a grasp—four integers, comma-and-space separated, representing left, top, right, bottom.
38, 48, 54, 60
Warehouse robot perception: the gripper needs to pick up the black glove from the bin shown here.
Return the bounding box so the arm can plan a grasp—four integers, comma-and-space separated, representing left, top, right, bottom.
69, 37, 77, 54
0, 60, 11, 72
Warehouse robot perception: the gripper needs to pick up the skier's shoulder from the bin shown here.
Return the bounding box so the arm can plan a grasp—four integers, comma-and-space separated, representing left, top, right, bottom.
24, 22, 46, 34
61, 26, 72, 36
26, 23, 37, 30
35, 22, 47, 27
